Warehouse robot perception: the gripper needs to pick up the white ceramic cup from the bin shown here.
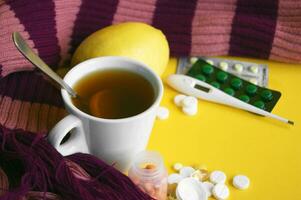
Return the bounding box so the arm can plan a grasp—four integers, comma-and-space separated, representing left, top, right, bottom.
48, 56, 163, 172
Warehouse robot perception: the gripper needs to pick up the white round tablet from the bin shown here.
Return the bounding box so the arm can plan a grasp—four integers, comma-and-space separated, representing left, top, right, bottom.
173, 163, 183, 171
182, 105, 198, 116
202, 181, 214, 197
179, 166, 195, 178
174, 94, 187, 107
233, 175, 250, 190
234, 63, 244, 73
249, 65, 259, 74
182, 96, 198, 108
176, 178, 207, 200
156, 106, 169, 120
212, 184, 229, 200
209, 170, 227, 184
249, 78, 258, 85
219, 62, 229, 71
190, 57, 198, 64
206, 59, 214, 65
168, 173, 184, 184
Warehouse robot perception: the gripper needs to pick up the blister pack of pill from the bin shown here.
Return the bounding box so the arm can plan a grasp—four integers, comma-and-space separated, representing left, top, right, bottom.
177, 57, 268, 87
185, 58, 281, 112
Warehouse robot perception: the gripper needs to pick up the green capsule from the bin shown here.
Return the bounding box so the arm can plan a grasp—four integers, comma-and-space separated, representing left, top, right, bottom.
210, 81, 220, 89
253, 100, 265, 109
195, 74, 206, 82
231, 78, 243, 90
246, 84, 257, 95
239, 95, 250, 103
224, 87, 235, 96
261, 90, 273, 101
201, 64, 214, 76
217, 71, 228, 83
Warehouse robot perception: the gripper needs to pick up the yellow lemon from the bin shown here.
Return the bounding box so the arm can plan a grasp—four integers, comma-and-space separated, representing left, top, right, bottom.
71, 22, 170, 76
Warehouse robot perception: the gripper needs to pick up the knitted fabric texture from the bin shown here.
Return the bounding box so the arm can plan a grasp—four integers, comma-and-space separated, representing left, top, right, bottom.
1, 0, 301, 132
0, 0, 301, 198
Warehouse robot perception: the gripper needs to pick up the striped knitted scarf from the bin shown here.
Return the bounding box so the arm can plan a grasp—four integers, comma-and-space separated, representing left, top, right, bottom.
0, 0, 300, 199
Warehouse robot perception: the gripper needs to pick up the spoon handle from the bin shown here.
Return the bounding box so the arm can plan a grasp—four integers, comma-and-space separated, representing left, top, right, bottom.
12, 32, 77, 98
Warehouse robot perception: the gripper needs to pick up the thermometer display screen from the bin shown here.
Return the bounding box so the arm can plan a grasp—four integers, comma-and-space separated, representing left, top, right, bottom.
194, 84, 210, 92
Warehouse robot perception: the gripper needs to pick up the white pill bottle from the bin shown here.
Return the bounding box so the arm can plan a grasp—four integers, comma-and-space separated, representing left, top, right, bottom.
128, 151, 168, 200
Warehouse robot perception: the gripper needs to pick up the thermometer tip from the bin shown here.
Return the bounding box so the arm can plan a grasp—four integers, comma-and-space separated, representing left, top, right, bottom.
288, 120, 294, 125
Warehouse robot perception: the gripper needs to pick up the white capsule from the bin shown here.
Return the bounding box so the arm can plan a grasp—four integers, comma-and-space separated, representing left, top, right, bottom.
168, 173, 184, 184
179, 166, 196, 178
219, 62, 229, 71
176, 178, 207, 200
233, 63, 244, 73
156, 106, 169, 120
190, 57, 199, 64
249, 65, 259, 74
202, 181, 214, 197
182, 96, 198, 108
182, 105, 198, 116
174, 94, 187, 107
212, 184, 229, 200
209, 170, 227, 184
233, 175, 250, 190
173, 163, 183, 171
249, 78, 258, 85
206, 59, 214, 65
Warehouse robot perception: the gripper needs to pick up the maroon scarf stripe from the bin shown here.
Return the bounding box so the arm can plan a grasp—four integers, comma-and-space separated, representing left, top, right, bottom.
69, 0, 119, 55
152, 0, 198, 56
229, 0, 279, 58
7, 0, 60, 70
0, 72, 63, 107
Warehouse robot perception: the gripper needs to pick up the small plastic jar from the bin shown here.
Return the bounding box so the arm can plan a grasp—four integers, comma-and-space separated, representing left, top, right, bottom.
128, 151, 167, 200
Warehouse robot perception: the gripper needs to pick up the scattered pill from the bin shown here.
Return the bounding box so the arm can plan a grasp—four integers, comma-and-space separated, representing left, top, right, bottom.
156, 106, 169, 120
202, 181, 214, 197
180, 167, 196, 178
209, 171, 227, 184
212, 184, 230, 200
249, 65, 259, 74
219, 62, 229, 71
173, 163, 183, 171
182, 96, 198, 108
206, 59, 214, 65
233, 175, 250, 190
176, 178, 207, 200
168, 173, 184, 184
191, 170, 203, 181
233, 63, 244, 73
182, 105, 198, 116
174, 94, 187, 107
190, 57, 198, 64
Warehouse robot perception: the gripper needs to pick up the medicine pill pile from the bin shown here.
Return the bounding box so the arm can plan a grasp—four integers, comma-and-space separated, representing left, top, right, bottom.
167, 163, 250, 200
174, 94, 198, 116
177, 56, 268, 87
185, 58, 281, 112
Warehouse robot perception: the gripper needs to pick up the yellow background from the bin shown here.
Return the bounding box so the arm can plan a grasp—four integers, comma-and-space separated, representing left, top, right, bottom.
147, 57, 301, 200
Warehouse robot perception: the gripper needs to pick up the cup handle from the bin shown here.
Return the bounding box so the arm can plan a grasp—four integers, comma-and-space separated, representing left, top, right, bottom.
48, 114, 89, 156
